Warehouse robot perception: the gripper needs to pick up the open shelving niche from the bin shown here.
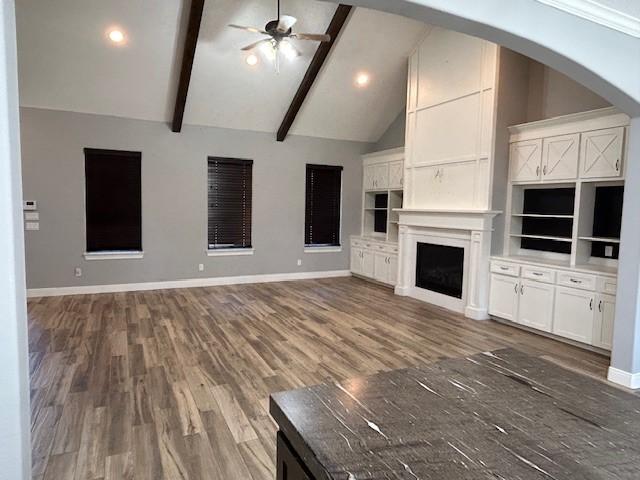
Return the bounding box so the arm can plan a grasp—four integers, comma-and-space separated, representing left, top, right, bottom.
362, 189, 404, 243
506, 181, 623, 272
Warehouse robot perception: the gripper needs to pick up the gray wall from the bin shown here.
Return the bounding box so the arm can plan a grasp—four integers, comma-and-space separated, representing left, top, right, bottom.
527, 61, 611, 121
20, 108, 370, 289
371, 110, 406, 151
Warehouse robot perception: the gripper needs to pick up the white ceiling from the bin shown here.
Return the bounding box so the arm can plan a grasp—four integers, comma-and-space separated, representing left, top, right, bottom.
16, 0, 426, 143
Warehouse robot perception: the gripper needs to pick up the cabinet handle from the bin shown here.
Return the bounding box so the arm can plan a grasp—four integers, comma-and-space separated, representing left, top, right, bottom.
500, 266, 509, 271
589, 298, 593, 311
514, 283, 518, 294
520, 284, 524, 295
543, 165, 547, 175
532, 272, 543, 276
569, 278, 582, 284
536, 165, 540, 176
615, 159, 620, 171
598, 300, 602, 312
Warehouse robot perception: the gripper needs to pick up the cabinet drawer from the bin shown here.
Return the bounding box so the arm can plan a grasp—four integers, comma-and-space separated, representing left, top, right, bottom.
490, 261, 520, 277
351, 239, 364, 248
597, 276, 617, 295
521, 265, 556, 284
557, 271, 596, 291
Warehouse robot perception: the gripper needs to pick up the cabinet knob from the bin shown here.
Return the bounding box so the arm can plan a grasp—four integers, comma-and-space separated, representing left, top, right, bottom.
589, 298, 593, 311
598, 300, 602, 312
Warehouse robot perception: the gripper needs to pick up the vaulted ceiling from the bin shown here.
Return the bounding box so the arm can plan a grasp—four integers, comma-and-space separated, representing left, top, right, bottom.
16, 0, 426, 143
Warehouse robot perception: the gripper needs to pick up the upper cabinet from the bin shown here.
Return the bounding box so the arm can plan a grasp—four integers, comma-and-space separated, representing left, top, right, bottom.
508, 108, 629, 184
363, 155, 399, 191
542, 134, 580, 181
510, 139, 542, 182
580, 127, 624, 179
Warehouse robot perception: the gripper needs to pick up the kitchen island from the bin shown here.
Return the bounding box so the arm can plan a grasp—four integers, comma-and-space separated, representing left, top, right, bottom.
270, 348, 640, 479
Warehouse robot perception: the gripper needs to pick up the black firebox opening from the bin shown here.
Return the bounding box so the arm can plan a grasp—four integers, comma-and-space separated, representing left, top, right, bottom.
415, 242, 464, 299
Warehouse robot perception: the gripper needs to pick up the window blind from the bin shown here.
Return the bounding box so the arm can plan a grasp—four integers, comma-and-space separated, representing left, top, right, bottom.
84, 148, 142, 252
208, 157, 253, 249
305, 164, 342, 247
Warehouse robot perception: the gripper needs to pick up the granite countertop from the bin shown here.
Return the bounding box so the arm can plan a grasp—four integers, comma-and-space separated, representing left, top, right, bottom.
270, 348, 640, 479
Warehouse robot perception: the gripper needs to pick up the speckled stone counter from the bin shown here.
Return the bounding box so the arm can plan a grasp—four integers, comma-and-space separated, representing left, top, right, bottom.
270, 348, 640, 479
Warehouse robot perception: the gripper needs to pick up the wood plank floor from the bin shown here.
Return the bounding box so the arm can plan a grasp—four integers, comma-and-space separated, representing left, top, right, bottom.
28, 276, 612, 480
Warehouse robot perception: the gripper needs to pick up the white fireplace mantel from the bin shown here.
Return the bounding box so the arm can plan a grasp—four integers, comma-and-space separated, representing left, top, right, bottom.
394, 209, 501, 231
394, 209, 502, 320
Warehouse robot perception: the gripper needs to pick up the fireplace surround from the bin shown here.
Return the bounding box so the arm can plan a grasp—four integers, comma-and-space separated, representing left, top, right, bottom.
395, 209, 500, 319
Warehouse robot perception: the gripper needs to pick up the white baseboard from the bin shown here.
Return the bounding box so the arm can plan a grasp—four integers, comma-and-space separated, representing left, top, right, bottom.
394, 286, 410, 296
27, 270, 351, 298
464, 305, 489, 321
607, 366, 640, 389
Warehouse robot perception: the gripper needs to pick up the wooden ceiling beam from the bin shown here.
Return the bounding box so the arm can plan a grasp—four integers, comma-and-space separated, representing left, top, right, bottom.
276, 4, 352, 142
171, 0, 205, 133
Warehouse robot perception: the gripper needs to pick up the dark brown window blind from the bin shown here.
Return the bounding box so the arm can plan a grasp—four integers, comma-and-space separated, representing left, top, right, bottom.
84, 148, 142, 252
208, 157, 253, 249
305, 164, 342, 247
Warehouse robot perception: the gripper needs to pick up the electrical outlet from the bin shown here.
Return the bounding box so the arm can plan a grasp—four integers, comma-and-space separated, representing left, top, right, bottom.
297, 259, 302, 266
74, 267, 82, 277
198, 263, 204, 272
25, 221, 39, 231
605, 245, 614, 257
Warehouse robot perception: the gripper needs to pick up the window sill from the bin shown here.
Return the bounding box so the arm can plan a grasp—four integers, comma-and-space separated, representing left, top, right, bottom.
84, 251, 144, 261
207, 248, 254, 257
304, 246, 342, 254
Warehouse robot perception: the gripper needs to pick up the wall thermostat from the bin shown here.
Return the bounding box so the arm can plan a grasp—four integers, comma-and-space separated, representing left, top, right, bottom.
23, 200, 37, 211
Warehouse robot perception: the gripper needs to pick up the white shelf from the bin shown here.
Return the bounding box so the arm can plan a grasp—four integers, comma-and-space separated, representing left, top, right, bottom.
512, 213, 574, 219
578, 236, 620, 244
365, 208, 387, 211
510, 233, 573, 243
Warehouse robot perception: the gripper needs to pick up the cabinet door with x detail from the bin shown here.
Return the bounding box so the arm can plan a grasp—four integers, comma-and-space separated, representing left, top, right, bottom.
510, 139, 542, 182
580, 127, 624, 179
542, 134, 579, 181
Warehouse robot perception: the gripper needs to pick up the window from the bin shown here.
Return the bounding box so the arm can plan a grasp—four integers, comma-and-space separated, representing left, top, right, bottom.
84, 148, 142, 253
208, 157, 253, 250
305, 164, 342, 247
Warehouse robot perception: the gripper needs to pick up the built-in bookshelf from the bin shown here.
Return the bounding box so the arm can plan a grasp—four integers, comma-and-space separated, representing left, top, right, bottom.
507, 182, 623, 266
363, 190, 404, 242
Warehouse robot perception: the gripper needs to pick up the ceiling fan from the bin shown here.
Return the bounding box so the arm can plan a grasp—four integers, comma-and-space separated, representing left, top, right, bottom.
228, 0, 331, 70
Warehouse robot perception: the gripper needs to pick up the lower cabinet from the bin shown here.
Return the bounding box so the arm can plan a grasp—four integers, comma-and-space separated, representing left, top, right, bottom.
553, 286, 595, 344
593, 293, 616, 350
489, 274, 518, 321
489, 260, 617, 351
350, 238, 398, 286
362, 250, 375, 278
519, 279, 555, 332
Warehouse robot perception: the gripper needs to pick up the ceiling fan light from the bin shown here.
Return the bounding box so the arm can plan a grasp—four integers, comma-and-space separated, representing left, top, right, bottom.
260, 40, 277, 61
280, 40, 299, 61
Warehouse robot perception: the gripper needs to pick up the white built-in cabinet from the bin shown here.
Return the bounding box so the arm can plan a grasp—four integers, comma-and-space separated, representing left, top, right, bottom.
351, 238, 398, 286
489, 260, 616, 350
351, 148, 404, 287
580, 127, 624, 179
490, 107, 630, 352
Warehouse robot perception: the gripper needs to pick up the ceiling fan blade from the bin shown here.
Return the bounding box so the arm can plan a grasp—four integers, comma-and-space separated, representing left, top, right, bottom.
241, 39, 271, 51
291, 33, 331, 42
228, 24, 268, 35
276, 15, 297, 33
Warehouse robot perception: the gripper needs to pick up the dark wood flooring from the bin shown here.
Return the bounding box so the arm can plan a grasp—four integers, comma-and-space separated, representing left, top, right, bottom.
27, 277, 612, 479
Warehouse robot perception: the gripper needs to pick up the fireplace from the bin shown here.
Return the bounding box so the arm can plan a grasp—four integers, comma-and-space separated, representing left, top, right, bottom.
415, 242, 464, 299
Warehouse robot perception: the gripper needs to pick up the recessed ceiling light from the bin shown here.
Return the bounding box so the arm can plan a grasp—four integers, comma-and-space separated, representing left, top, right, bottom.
355, 72, 370, 88
107, 29, 125, 44
246, 54, 259, 66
